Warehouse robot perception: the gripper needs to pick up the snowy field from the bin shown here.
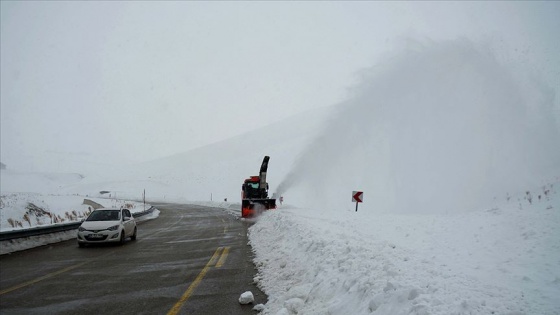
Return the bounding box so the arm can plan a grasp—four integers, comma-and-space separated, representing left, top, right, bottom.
249, 183, 560, 315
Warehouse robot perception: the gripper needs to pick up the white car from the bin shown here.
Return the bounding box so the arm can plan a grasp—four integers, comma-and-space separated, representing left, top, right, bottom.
77, 208, 137, 247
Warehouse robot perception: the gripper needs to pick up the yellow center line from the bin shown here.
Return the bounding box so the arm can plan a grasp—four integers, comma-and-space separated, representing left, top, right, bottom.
0, 261, 89, 296
167, 247, 224, 315
216, 246, 230, 268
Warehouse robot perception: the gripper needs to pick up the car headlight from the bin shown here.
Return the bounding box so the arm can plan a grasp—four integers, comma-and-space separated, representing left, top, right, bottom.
78, 227, 86, 232
107, 225, 119, 231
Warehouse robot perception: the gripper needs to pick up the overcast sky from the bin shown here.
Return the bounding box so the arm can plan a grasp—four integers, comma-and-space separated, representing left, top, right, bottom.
1, 1, 559, 172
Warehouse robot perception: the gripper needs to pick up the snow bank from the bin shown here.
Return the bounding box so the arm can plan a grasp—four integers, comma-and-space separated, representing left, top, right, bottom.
0, 193, 152, 232
249, 183, 560, 315
0, 230, 78, 255
0, 193, 160, 254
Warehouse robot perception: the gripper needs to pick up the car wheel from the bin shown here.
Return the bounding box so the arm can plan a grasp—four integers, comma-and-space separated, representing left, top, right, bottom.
131, 227, 137, 241
119, 231, 125, 245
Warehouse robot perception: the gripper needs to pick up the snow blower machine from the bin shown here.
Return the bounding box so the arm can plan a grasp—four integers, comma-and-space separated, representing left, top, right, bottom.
241, 156, 276, 218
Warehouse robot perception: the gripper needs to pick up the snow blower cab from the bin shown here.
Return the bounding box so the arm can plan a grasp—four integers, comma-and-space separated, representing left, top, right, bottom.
241, 156, 276, 218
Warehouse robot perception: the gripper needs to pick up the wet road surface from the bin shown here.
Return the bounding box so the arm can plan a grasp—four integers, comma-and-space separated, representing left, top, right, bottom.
0, 203, 267, 314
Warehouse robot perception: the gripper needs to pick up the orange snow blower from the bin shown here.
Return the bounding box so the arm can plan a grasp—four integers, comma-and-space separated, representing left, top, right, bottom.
241, 156, 276, 218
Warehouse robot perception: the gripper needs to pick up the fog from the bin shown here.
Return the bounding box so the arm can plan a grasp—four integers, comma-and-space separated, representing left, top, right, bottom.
1, 1, 559, 175
277, 39, 560, 214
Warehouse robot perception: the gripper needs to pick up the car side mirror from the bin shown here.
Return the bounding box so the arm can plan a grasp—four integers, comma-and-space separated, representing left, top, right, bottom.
123, 216, 131, 221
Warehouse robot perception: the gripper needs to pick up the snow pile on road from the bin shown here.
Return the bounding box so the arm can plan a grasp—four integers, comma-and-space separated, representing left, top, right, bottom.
239, 291, 255, 304
249, 182, 560, 315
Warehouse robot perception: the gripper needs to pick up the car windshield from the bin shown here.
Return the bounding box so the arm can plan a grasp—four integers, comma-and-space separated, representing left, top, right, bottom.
86, 210, 120, 221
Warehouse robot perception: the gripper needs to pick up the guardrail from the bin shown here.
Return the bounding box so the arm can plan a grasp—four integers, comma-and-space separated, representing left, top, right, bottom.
0, 206, 155, 241
133, 206, 156, 219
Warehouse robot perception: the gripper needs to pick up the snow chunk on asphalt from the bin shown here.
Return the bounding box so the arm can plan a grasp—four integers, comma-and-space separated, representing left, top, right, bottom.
239, 291, 255, 304
253, 304, 265, 312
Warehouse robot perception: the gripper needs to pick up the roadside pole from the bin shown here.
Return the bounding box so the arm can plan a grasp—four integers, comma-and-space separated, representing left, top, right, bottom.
352, 191, 363, 212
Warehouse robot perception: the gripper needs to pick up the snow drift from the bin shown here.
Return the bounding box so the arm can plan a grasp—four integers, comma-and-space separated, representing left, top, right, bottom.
251, 183, 560, 315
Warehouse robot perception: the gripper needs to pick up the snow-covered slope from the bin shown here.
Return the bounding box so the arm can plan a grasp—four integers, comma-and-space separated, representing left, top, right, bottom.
0, 170, 84, 194
54, 105, 333, 203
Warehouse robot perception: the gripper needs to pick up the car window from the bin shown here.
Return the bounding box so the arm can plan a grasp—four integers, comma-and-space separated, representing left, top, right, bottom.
86, 210, 120, 221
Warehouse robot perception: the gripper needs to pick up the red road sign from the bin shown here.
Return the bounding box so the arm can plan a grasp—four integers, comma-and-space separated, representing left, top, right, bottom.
352, 191, 363, 203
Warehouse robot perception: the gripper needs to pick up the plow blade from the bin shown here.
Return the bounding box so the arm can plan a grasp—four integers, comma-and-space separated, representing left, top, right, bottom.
241, 199, 276, 218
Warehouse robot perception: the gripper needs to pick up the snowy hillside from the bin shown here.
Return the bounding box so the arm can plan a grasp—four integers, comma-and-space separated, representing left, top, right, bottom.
0, 170, 84, 194
0, 104, 332, 233
52, 105, 333, 203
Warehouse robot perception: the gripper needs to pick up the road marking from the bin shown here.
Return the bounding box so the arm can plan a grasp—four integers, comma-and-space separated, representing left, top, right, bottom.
0, 261, 89, 296
216, 246, 230, 268
167, 247, 224, 315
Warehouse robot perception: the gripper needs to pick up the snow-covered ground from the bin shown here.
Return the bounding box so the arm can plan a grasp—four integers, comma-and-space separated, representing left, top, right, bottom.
0, 191, 153, 232
0, 171, 160, 254
249, 183, 560, 315
0, 203, 160, 255
0, 188, 160, 255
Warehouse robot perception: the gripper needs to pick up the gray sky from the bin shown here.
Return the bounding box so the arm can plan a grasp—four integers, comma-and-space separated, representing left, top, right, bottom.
1, 1, 559, 172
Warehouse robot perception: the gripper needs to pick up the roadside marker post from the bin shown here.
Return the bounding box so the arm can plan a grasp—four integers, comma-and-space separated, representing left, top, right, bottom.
352, 191, 363, 212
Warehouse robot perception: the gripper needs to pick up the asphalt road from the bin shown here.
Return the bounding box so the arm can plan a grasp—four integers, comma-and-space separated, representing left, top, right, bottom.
0, 203, 267, 314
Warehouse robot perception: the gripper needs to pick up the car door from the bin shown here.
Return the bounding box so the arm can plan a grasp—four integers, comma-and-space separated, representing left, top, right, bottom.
122, 209, 134, 236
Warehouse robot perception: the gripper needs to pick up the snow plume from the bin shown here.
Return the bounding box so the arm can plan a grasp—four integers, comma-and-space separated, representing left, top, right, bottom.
274, 134, 332, 198
278, 38, 560, 213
